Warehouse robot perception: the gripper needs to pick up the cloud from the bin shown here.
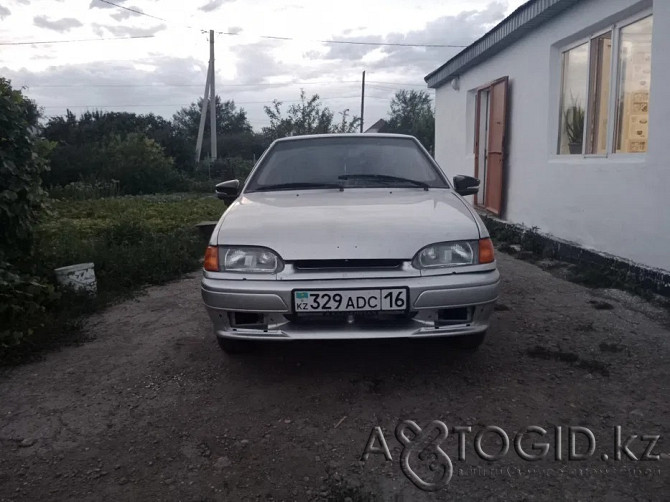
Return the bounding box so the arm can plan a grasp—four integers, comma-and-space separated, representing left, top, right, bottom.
0, 5, 10, 19
0, 49, 366, 130
318, 1, 509, 77
2, 56, 208, 120
89, 0, 127, 9
4, 2, 516, 129
198, 0, 225, 12
93, 22, 167, 37
89, 0, 140, 20
33, 15, 83, 32
230, 40, 296, 85
111, 7, 141, 21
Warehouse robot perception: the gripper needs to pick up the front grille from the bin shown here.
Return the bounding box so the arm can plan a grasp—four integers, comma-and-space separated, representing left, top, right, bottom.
292, 259, 404, 271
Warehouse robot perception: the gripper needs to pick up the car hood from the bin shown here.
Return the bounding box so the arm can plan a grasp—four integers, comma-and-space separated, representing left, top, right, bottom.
214, 188, 480, 260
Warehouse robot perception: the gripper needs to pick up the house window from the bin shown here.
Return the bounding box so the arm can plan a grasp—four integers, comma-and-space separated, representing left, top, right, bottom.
558, 14, 652, 155
614, 16, 653, 153
558, 43, 588, 155
586, 32, 612, 154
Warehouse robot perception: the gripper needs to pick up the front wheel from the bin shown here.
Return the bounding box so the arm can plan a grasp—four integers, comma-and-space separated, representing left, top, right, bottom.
217, 337, 255, 354
449, 331, 486, 350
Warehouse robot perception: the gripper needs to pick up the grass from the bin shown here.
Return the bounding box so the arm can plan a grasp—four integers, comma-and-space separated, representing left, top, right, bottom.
1, 193, 225, 366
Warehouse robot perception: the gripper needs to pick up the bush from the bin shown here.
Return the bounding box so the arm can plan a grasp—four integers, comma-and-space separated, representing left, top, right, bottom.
0, 260, 97, 365
37, 220, 205, 295
187, 178, 217, 193
0, 78, 49, 261
2, 194, 223, 365
48, 180, 121, 200
45, 132, 185, 195
35, 195, 223, 294
0, 78, 56, 362
43, 142, 100, 187
98, 223, 204, 291
97, 133, 183, 194
0, 262, 59, 351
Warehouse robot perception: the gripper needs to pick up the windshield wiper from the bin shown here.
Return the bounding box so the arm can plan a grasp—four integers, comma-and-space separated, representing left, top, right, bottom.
252, 182, 343, 192
338, 174, 429, 190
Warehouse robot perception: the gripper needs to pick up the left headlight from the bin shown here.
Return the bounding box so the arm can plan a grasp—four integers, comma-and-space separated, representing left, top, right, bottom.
413, 241, 477, 269
219, 246, 284, 273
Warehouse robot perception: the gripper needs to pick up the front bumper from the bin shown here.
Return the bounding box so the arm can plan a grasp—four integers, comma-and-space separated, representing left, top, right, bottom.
201, 269, 500, 340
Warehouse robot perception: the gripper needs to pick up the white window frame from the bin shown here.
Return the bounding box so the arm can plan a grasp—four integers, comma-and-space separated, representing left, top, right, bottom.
556, 7, 653, 159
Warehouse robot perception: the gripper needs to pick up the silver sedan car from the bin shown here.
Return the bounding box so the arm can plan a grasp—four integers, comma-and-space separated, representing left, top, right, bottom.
201, 134, 499, 353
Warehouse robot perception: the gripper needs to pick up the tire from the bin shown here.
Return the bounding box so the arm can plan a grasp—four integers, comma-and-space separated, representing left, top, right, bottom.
449, 331, 486, 350
216, 337, 255, 354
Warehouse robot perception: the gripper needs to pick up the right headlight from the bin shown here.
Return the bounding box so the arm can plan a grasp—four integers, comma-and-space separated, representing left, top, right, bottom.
222, 246, 284, 273
204, 245, 284, 273
412, 238, 494, 269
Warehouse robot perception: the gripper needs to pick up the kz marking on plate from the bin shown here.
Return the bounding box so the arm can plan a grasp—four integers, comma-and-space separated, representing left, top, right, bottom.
293, 289, 407, 312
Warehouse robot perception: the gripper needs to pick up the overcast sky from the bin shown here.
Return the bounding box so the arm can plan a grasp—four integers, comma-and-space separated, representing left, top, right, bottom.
0, 0, 526, 130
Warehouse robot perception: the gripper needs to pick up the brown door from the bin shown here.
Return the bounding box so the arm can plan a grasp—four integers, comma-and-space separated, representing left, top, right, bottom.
474, 76, 508, 216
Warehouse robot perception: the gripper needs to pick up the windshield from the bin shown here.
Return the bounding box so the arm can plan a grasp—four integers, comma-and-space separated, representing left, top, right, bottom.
245, 136, 449, 192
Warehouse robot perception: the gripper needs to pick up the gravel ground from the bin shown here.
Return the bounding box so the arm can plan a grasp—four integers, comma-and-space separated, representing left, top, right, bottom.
0, 252, 668, 501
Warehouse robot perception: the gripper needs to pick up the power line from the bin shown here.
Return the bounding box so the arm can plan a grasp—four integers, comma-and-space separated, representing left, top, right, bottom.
20, 80, 427, 89
97, 0, 467, 49
254, 34, 466, 48
0, 35, 155, 46
39, 95, 391, 109
366, 84, 405, 91
367, 80, 427, 88
4, 16, 467, 49
97, 0, 167, 22
2, 32, 466, 48
20, 81, 361, 88
22, 84, 202, 88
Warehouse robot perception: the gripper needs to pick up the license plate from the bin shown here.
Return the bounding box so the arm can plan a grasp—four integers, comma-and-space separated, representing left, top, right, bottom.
293, 289, 408, 312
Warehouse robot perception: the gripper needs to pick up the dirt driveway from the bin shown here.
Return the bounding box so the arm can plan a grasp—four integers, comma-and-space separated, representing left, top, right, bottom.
0, 252, 668, 501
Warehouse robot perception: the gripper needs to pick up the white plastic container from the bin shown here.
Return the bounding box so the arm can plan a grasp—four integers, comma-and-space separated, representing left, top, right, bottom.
54, 262, 97, 295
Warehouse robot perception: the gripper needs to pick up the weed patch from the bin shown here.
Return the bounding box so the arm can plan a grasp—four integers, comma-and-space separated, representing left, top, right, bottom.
1, 194, 223, 366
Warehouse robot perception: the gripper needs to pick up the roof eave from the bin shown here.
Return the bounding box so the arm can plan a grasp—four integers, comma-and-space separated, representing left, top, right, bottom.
425, 0, 583, 89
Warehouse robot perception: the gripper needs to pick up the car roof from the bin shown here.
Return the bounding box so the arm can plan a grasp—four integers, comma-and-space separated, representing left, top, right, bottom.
272, 133, 417, 143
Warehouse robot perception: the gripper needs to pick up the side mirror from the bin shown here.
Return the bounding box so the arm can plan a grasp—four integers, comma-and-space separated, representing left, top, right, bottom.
453, 175, 480, 196
215, 179, 240, 203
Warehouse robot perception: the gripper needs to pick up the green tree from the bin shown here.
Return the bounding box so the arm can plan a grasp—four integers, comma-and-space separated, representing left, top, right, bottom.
173, 96, 252, 141
0, 78, 57, 352
44, 110, 195, 180
97, 133, 182, 195
0, 78, 50, 261
386, 89, 435, 154
262, 90, 360, 140
216, 132, 269, 163
173, 97, 257, 169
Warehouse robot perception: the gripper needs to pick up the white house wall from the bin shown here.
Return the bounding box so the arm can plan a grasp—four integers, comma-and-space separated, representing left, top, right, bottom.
433, 0, 669, 272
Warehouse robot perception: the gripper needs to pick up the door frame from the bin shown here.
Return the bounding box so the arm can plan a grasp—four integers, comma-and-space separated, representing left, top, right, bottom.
473, 76, 509, 215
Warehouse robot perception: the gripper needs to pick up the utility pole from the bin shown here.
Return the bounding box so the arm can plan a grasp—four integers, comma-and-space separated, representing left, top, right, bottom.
195, 30, 217, 168
209, 29, 217, 162
360, 70, 365, 133
194, 60, 211, 163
